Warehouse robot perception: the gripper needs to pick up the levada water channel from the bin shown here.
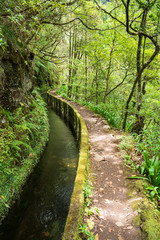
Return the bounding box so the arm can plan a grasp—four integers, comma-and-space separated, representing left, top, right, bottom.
0, 105, 79, 240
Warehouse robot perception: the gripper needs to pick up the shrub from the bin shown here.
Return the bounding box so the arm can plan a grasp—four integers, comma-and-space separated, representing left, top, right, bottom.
0, 89, 49, 222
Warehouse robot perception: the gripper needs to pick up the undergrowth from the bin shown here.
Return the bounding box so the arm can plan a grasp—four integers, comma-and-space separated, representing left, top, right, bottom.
79, 180, 95, 240
120, 134, 160, 240
57, 86, 122, 129
0, 89, 49, 223
79, 101, 122, 129
119, 133, 160, 205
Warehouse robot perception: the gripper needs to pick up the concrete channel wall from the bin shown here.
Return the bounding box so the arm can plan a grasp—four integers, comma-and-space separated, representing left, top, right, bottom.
48, 91, 89, 240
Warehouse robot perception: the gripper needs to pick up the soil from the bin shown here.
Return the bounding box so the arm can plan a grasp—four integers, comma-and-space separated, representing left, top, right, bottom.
50, 91, 141, 240
68, 101, 141, 240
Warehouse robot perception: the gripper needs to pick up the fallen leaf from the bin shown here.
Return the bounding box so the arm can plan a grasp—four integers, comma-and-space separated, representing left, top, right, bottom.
115, 222, 124, 227
99, 188, 104, 192
87, 219, 94, 230
118, 233, 124, 240
108, 227, 112, 232
124, 225, 133, 230
43, 232, 50, 237
95, 233, 99, 240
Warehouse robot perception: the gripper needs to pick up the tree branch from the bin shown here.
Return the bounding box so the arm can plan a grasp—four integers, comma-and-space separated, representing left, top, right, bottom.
105, 72, 132, 97
42, 17, 120, 31
141, 45, 160, 72
94, 0, 126, 27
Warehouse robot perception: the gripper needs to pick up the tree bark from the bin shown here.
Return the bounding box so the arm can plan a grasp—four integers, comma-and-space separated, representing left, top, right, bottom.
84, 30, 88, 100
68, 28, 72, 98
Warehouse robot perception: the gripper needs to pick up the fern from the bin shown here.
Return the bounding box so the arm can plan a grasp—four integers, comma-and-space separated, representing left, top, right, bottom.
25, 122, 39, 140
15, 123, 32, 134
35, 59, 47, 75
10, 140, 32, 155
2, 109, 13, 122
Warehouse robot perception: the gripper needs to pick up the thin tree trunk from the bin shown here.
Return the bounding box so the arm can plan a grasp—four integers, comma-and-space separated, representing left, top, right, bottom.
123, 10, 149, 131
68, 28, 72, 97
84, 30, 88, 100
132, 11, 148, 133
122, 74, 139, 130
95, 69, 99, 104
136, 34, 143, 118
103, 35, 116, 103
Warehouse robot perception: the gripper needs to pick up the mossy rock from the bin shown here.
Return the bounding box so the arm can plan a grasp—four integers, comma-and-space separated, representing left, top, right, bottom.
138, 199, 160, 240
124, 167, 160, 240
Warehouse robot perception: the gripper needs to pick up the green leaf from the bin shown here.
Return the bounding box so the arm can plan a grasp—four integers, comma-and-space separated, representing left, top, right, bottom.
127, 176, 148, 180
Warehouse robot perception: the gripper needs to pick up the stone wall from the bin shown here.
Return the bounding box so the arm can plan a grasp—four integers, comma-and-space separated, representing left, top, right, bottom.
48, 94, 81, 143
48, 91, 89, 240
0, 45, 34, 109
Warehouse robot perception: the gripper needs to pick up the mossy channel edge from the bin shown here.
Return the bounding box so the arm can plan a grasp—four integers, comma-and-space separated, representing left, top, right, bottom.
48, 91, 89, 240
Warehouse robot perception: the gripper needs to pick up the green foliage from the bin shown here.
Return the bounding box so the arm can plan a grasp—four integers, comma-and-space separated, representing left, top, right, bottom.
0, 89, 49, 222
127, 150, 160, 202
119, 135, 135, 152
35, 58, 48, 75
78, 180, 96, 239
123, 154, 135, 168
80, 101, 122, 128
136, 152, 160, 188
145, 185, 160, 201
56, 85, 68, 98
34, 57, 58, 87
0, 28, 7, 50
79, 224, 95, 240
121, 134, 160, 202
135, 124, 160, 158
1, 0, 160, 230
83, 182, 93, 207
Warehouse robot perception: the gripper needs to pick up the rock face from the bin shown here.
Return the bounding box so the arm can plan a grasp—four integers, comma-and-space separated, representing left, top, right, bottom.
0, 44, 34, 109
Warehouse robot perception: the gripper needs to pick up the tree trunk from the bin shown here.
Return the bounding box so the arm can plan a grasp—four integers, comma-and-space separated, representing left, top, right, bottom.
136, 34, 143, 117
103, 35, 116, 103
95, 69, 99, 105
84, 30, 88, 100
123, 10, 148, 132
122, 75, 139, 130
68, 28, 72, 98
131, 10, 148, 133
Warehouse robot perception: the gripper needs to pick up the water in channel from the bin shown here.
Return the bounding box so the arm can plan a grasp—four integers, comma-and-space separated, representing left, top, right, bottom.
0, 109, 79, 240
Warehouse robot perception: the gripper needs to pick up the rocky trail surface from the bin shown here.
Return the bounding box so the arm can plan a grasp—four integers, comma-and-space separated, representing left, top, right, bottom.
69, 101, 141, 240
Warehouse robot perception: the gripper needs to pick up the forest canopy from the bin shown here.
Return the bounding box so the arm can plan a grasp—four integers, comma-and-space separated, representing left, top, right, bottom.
0, 0, 160, 134
1, 0, 160, 232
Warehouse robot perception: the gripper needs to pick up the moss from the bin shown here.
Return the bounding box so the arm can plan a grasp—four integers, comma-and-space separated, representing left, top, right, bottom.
125, 167, 160, 240
48, 91, 89, 240
0, 89, 49, 223
139, 200, 160, 240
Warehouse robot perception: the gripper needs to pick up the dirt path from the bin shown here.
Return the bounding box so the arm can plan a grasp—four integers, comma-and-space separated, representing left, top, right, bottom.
67, 101, 141, 240
50, 91, 141, 240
